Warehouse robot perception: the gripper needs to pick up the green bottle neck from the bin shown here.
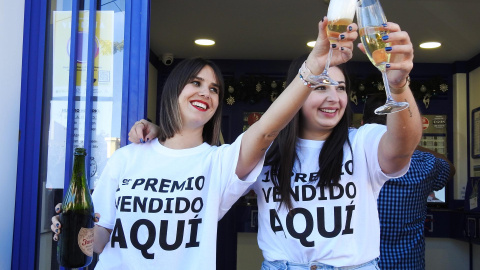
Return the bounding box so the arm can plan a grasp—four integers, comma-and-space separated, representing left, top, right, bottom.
63, 154, 93, 211
72, 154, 88, 187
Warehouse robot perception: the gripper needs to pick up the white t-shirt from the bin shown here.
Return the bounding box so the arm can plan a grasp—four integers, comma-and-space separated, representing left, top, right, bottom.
252, 124, 408, 267
92, 134, 264, 269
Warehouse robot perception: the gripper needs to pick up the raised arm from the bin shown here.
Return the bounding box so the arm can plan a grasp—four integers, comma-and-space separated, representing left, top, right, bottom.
360, 22, 422, 174
235, 18, 358, 179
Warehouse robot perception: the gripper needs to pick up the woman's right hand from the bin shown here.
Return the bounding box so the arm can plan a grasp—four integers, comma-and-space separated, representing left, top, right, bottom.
51, 203, 100, 241
306, 17, 358, 74
128, 119, 160, 144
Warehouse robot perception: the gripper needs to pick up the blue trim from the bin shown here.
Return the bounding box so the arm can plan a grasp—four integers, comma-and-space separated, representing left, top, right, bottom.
61, 2, 80, 270
63, 0, 80, 197
84, 0, 98, 181
120, 0, 131, 147
120, 0, 150, 147
12, 0, 48, 269
13, 0, 150, 268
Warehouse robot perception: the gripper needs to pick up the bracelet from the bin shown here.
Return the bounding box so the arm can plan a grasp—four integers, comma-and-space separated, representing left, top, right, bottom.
298, 61, 321, 88
389, 75, 410, 94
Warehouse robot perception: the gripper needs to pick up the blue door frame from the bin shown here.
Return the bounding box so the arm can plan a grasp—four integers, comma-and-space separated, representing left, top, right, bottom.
12, 0, 150, 269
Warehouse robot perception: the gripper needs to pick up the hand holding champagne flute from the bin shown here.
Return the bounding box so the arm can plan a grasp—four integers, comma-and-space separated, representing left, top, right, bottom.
313, 0, 356, 85
357, 0, 410, 114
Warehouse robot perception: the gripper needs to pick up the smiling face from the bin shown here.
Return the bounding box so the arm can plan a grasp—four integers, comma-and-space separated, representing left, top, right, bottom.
178, 65, 220, 132
299, 66, 348, 140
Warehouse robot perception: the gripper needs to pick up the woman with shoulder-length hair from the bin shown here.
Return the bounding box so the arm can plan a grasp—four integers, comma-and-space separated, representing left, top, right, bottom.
156, 57, 225, 146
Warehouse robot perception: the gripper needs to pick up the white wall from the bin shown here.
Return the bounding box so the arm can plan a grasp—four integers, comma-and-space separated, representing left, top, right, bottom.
469, 67, 480, 175
453, 73, 469, 200
0, 0, 24, 269
468, 66, 480, 270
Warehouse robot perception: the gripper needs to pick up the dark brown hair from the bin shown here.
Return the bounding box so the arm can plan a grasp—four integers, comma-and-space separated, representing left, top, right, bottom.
265, 54, 354, 210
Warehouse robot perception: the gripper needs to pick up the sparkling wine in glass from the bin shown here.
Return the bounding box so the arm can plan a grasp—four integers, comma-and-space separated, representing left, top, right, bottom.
312, 0, 356, 85
357, 0, 409, 114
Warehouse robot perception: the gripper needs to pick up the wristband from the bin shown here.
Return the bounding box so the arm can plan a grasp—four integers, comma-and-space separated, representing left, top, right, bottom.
298, 61, 321, 88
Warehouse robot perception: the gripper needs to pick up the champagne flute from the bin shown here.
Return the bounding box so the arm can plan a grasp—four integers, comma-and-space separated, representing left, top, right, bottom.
313, 0, 356, 85
356, 0, 409, 114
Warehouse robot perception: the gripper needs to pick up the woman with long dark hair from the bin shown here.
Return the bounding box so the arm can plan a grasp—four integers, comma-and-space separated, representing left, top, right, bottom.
253, 22, 422, 269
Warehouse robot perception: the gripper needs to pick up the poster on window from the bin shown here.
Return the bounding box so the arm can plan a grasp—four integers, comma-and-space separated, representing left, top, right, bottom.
52, 10, 114, 97
46, 100, 118, 189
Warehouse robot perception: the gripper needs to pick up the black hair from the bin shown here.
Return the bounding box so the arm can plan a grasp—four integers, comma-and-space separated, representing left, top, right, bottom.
362, 93, 387, 125
265, 54, 353, 210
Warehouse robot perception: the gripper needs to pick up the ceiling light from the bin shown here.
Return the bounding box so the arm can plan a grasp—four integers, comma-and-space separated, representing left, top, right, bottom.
419, 42, 441, 49
307, 41, 316, 48
195, 39, 215, 46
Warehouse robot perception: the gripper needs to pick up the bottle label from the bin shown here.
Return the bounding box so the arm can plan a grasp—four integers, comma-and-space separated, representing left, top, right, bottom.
78, 227, 94, 256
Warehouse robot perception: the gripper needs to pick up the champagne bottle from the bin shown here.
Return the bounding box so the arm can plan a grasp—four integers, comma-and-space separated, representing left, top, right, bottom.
57, 148, 95, 268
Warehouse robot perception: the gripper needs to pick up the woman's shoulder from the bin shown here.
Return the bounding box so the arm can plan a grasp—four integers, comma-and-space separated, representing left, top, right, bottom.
213, 132, 245, 151
109, 138, 161, 161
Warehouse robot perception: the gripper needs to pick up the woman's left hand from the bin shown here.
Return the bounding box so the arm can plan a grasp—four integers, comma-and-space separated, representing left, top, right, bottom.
128, 119, 160, 144
358, 22, 414, 91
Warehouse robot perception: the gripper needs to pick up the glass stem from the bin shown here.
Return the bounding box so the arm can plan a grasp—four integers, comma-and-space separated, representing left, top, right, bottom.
322, 47, 334, 75
382, 70, 394, 102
